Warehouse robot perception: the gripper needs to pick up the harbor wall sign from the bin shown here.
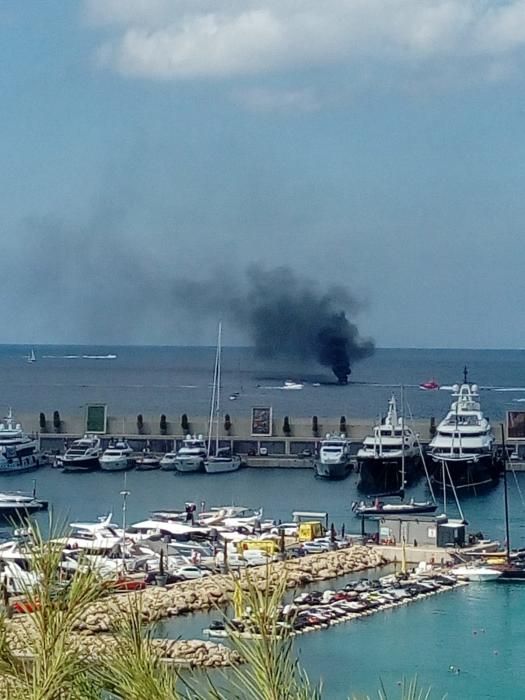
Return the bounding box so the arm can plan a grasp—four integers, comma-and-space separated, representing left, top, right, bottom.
85, 404, 108, 434
251, 407, 272, 437
507, 411, 525, 440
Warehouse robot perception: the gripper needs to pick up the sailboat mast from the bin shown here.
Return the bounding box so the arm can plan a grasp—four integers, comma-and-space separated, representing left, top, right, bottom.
215, 322, 222, 453
401, 389, 405, 483
207, 325, 221, 457
501, 424, 511, 563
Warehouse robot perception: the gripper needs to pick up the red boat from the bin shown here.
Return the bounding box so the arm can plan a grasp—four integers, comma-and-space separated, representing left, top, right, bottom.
419, 379, 440, 390
12, 599, 40, 614
106, 577, 147, 592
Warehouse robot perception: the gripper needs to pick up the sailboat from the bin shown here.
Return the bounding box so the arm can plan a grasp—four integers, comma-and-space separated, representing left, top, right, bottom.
26, 349, 36, 363
204, 323, 241, 474
489, 427, 525, 581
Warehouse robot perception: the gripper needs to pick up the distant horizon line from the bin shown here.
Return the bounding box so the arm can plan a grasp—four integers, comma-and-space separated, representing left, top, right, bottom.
1, 343, 523, 352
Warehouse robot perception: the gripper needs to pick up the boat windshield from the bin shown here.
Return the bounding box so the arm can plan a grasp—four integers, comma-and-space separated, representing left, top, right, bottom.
445, 415, 480, 426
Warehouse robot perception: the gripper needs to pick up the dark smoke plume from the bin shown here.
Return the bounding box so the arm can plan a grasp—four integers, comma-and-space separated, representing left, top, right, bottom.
174, 266, 374, 383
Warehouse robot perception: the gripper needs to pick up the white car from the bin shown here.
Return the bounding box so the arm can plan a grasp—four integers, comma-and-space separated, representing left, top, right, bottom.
301, 540, 332, 554
270, 523, 298, 537
174, 565, 212, 580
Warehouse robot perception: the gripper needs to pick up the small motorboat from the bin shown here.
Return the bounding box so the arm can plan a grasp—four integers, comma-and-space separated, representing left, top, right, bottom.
352, 498, 438, 517
282, 381, 304, 390
135, 448, 161, 471
99, 440, 134, 471
453, 565, 503, 582
419, 379, 440, 390
159, 450, 178, 471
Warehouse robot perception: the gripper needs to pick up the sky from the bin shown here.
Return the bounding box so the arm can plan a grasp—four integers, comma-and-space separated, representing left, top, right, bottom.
1, 0, 525, 348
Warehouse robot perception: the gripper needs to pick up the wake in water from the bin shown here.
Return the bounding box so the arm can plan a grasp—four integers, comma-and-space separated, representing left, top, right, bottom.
42, 354, 118, 360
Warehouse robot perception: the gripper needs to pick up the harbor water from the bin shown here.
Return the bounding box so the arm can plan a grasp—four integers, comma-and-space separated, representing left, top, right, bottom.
7, 466, 525, 699
2, 345, 525, 698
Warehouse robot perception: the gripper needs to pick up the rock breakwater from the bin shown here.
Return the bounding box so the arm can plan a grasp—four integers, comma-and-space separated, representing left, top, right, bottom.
71, 545, 385, 633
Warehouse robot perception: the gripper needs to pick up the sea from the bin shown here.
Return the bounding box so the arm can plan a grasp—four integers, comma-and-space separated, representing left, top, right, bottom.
2, 345, 525, 699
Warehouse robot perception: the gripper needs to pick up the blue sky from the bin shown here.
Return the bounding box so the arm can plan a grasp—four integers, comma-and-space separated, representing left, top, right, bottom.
1, 1, 525, 348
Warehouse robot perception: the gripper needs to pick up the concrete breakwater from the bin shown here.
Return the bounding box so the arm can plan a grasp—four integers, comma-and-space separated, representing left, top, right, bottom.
20, 412, 434, 445
22, 411, 434, 460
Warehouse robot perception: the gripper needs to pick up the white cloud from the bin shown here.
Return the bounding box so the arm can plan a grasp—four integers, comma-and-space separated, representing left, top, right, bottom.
86, 1, 525, 82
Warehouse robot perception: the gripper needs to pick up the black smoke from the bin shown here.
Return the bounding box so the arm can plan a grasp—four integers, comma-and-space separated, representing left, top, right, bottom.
174, 266, 374, 383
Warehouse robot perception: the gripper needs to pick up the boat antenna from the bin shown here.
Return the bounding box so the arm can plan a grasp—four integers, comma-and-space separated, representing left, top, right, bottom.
463, 365, 468, 384
501, 423, 511, 564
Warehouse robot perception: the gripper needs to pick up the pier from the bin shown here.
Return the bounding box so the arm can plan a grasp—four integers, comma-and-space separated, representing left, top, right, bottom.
18, 412, 435, 461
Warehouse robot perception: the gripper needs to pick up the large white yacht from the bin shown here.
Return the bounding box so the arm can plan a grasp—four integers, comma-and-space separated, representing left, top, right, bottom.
174, 435, 207, 473
99, 440, 134, 471
429, 368, 497, 489
357, 395, 419, 492
314, 434, 353, 479
0, 409, 41, 474
60, 435, 102, 472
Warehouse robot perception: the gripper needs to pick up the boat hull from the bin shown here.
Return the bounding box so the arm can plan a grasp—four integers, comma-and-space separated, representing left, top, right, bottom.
354, 503, 437, 517
0, 503, 47, 518
175, 458, 204, 473
61, 457, 100, 472
429, 454, 500, 490
314, 460, 353, 480
99, 458, 134, 472
357, 455, 419, 493
0, 455, 41, 474
204, 457, 241, 474
454, 566, 502, 582
135, 461, 160, 471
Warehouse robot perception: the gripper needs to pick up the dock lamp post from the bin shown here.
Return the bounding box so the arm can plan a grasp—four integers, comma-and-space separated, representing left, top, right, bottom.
120, 485, 131, 572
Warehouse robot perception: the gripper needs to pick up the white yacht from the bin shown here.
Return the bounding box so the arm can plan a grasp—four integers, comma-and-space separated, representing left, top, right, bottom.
357, 395, 419, 492
314, 434, 353, 479
60, 435, 102, 472
0, 490, 48, 517
429, 368, 497, 489
160, 444, 178, 471
204, 448, 242, 474
174, 435, 207, 473
99, 440, 134, 471
0, 409, 41, 474
55, 515, 125, 554
453, 565, 503, 582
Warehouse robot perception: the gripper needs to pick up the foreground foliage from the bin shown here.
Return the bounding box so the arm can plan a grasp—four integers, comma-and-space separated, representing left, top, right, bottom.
0, 521, 441, 699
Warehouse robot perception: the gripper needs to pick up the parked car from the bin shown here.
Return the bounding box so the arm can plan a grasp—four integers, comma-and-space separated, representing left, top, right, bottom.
270, 523, 298, 537
301, 539, 332, 554
174, 565, 212, 580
